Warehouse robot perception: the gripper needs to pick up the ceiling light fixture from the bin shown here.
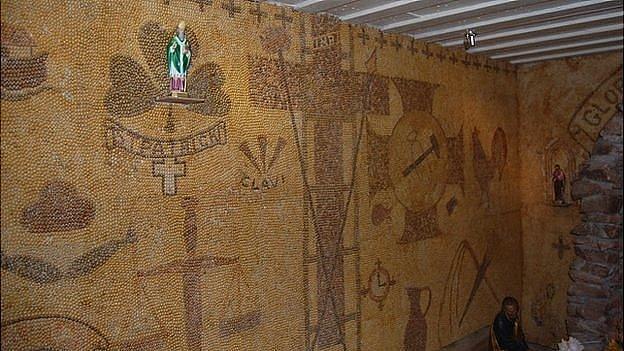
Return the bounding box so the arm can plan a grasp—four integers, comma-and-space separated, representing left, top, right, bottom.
464, 29, 477, 50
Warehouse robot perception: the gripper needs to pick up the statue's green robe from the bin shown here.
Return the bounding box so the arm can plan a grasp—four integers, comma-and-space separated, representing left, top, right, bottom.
167, 35, 191, 77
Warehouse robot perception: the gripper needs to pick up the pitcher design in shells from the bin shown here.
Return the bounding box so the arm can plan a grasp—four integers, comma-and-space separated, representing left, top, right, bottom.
405, 286, 432, 350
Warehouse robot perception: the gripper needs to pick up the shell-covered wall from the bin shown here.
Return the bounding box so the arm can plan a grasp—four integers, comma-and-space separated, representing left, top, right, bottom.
1, 1, 522, 350
518, 53, 623, 347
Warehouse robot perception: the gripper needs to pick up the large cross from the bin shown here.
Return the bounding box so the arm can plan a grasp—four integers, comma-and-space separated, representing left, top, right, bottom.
552, 235, 571, 260
137, 197, 238, 351
153, 158, 186, 196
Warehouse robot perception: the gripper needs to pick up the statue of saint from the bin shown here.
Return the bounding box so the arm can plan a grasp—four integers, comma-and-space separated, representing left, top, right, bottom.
552, 164, 566, 204
167, 21, 191, 95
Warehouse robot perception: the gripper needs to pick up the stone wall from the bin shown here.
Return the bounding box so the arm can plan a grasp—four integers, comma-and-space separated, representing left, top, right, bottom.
567, 107, 623, 350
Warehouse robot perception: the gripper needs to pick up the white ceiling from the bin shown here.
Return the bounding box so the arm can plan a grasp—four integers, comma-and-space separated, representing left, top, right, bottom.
266, 0, 624, 65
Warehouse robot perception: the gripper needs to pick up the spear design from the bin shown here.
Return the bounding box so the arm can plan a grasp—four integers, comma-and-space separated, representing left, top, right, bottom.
459, 244, 493, 327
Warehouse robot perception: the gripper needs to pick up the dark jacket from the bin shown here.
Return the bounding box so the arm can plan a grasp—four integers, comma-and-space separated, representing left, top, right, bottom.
492, 311, 529, 351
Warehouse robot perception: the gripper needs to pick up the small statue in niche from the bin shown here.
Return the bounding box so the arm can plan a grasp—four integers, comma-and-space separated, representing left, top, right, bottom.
552, 164, 567, 205
167, 21, 191, 97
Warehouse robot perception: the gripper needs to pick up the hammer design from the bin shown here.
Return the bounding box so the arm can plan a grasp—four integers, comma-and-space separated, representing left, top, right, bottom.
402, 134, 440, 177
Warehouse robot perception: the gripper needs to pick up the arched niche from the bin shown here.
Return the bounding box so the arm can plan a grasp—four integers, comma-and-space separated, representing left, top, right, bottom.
543, 138, 582, 206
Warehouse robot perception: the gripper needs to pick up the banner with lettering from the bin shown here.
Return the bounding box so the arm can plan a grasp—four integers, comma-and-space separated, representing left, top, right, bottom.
568, 65, 623, 153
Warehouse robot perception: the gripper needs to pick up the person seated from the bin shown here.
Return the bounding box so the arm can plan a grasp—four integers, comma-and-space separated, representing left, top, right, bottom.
491, 296, 530, 351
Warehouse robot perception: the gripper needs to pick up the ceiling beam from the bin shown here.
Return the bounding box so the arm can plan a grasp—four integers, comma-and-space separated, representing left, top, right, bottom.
437, 10, 624, 46
466, 23, 624, 54
491, 36, 624, 59
340, 0, 425, 22
381, 0, 517, 32
407, 0, 620, 41
292, 0, 325, 9
292, 0, 351, 11
265, 1, 299, 7
510, 44, 623, 64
